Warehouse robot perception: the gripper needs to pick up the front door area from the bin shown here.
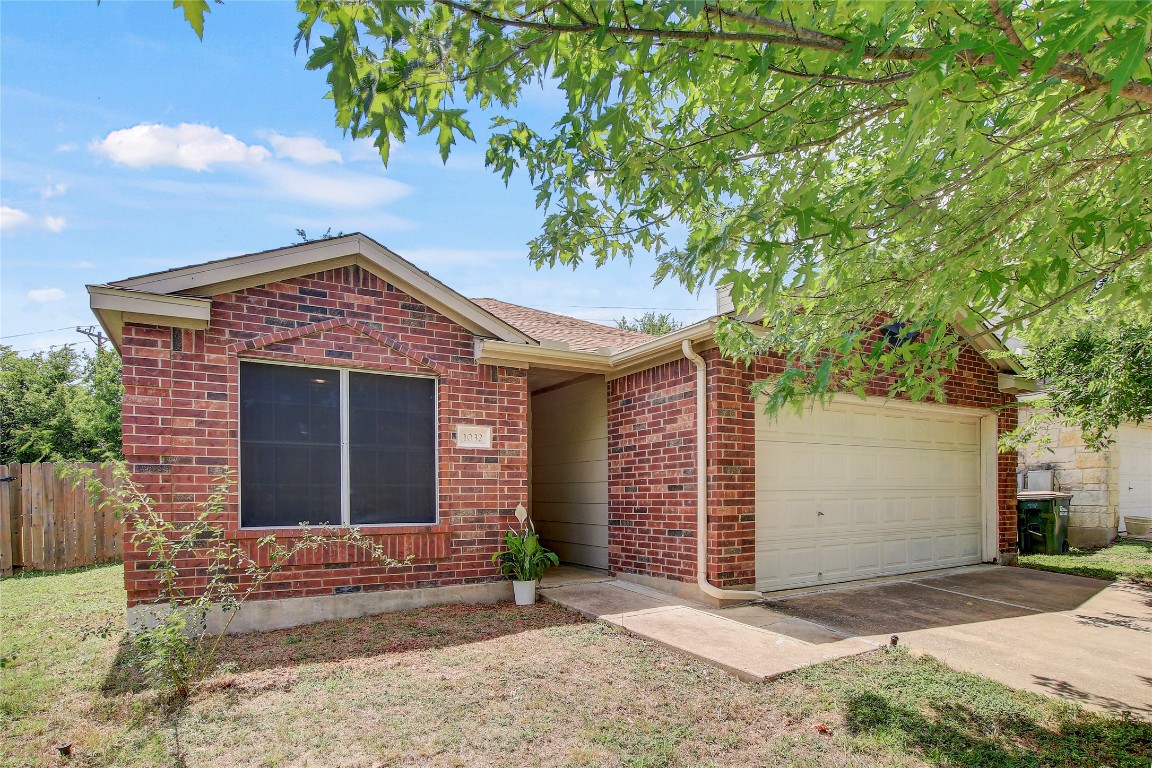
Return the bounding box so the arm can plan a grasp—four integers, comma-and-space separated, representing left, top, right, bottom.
530, 375, 610, 569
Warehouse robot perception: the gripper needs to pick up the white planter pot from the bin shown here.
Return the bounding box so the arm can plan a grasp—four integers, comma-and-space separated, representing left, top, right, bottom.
1124, 516, 1152, 537
512, 580, 537, 606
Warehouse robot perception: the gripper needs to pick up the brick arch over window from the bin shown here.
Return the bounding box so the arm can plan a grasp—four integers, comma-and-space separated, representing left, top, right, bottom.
228, 318, 448, 377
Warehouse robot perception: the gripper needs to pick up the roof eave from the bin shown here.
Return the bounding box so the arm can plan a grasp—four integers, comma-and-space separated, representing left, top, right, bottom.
88, 285, 213, 351
108, 234, 534, 345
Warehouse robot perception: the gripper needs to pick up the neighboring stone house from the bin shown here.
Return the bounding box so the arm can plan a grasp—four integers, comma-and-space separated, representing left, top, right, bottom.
1018, 410, 1152, 547
89, 234, 1029, 631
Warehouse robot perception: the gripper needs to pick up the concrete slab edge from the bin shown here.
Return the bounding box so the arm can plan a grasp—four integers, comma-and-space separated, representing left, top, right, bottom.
127, 580, 514, 635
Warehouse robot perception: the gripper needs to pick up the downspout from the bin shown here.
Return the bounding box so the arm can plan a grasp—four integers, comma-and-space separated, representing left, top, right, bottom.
682, 340, 763, 603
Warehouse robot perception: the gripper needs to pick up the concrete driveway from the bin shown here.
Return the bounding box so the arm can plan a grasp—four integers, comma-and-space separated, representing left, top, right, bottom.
760, 566, 1152, 718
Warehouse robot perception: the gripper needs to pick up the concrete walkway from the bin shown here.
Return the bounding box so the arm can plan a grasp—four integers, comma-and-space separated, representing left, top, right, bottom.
538, 569, 874, 682
539, 565, 1152, 719
762, 567, 1152, 718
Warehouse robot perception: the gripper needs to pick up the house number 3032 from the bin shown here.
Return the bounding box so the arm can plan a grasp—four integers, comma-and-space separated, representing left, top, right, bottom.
455, 425, 493, 449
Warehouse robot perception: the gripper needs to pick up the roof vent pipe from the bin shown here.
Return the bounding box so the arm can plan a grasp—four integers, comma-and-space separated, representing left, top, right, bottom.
682, 340, 763, 603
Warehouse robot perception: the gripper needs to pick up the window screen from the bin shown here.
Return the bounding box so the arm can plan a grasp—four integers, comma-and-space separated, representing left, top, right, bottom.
239, 361, 437, 528
348, 372, 436, 524
240, 362, 341, 527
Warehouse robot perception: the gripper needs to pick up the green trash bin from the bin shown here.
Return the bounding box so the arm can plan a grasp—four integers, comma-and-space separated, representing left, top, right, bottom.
1017, 491, 1072, 555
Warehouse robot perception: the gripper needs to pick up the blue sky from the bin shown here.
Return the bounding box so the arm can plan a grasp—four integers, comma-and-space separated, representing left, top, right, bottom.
0, 1, 714, 355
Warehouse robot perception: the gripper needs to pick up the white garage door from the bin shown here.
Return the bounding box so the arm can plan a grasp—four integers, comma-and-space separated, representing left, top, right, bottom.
1118, 425, 1152, 530
755, 400, 984, 591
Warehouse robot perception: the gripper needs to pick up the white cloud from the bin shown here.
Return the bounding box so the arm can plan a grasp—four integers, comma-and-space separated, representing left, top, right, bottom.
0, 206, 67, 234
27, 288, 66, 303
92, 123, 270, 171
259, 164, 410, 208
268, 134, 342, 165
40, 182, 68, 199
56, 143, 78, 153
1, 206, 32, 231
70, 261, 96, 269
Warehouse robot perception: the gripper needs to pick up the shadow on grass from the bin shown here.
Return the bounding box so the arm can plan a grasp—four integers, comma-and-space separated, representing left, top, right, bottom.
101, 635, 149, 698
844, 690, 1152, 768
1030, 675, 1152, 720
3, 560, 123, 581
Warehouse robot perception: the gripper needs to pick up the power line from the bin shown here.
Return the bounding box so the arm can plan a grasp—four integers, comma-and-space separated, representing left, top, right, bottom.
0, 325, 78, 340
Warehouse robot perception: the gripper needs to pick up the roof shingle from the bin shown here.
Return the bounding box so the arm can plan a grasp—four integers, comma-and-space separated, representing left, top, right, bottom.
471, 298, 655, 353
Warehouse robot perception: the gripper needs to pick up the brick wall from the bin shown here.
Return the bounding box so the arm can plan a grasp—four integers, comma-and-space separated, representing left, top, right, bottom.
608, 343, 1018, 589
606, 359, 698, 581
120, 266, 527, 607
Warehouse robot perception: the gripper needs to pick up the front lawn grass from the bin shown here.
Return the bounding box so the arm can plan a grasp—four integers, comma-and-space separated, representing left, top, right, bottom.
2, 565, 1149, 768
1019, 536, 1152, 582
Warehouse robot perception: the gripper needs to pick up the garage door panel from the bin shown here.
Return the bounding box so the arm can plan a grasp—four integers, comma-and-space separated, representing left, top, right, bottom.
755, 491, 979, 533
755, 497, 821, 535
820, 498, 852, 529
783, 547, 819, 585
850, 452, 878, 482
854, 498, 879, 526
884, 539, 910, 569
821, 544, 853, 581
854, 541, 881, 574
909, 536, 936, 566
756, 400, 985, 591
759, 444, 978, 491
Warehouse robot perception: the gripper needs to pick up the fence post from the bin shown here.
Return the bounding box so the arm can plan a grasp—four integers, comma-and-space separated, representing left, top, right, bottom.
0, 463, 18, 576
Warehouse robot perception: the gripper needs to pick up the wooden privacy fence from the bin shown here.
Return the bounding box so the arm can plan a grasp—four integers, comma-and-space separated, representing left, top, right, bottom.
0, 463, 123, 576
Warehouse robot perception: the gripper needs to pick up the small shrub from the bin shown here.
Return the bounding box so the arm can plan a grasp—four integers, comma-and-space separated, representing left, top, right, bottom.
64, 462, 412, 699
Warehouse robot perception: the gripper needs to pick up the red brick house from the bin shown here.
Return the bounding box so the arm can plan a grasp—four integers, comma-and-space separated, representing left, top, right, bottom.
90, 234, 1029, 630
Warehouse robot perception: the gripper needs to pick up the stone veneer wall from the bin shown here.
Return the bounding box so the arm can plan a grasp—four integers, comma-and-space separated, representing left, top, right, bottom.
1017, 407, 1117, 548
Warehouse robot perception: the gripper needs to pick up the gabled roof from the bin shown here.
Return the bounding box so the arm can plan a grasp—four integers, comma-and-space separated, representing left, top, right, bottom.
472, 298, 655, 354
88, 234, 535, 349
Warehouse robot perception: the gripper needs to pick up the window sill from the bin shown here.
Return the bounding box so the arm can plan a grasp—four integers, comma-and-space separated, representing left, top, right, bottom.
229, 524, 450, 540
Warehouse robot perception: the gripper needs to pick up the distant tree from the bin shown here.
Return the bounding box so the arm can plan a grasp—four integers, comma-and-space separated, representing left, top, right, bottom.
0, 345, 123, 463
295, 227, 344, 244
1004, 320, 1152, 452
615, 312, 684, 336
75, 348, 124, 458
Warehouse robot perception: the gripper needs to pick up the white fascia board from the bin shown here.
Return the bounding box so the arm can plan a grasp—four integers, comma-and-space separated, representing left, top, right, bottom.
474, 339, 613, 373
110, 234, 534, 345
997, 374, 1039, 394
88, 285, 212, 350
606, 320, 719, 379
952, 308, 1027, 375
610, 319, 718, 364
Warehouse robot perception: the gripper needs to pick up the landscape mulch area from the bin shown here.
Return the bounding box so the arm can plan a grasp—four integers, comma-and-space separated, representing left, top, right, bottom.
2, 564, 1149, 767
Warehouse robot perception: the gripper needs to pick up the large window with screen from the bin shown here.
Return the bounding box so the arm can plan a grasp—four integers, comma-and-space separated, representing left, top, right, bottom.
239, 361, 436, 528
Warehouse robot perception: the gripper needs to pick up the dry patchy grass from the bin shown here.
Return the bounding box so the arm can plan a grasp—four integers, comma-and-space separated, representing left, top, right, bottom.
2, 565, 1148, 768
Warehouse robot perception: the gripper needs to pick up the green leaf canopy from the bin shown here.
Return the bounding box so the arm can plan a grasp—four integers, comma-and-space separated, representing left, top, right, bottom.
285, 2, 1150, 412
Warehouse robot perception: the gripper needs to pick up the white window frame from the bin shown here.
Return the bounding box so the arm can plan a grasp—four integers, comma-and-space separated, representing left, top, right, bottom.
238, 358, 440, 529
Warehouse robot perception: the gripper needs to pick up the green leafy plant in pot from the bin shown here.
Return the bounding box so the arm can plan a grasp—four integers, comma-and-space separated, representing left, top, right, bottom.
492, 504, 559, 605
